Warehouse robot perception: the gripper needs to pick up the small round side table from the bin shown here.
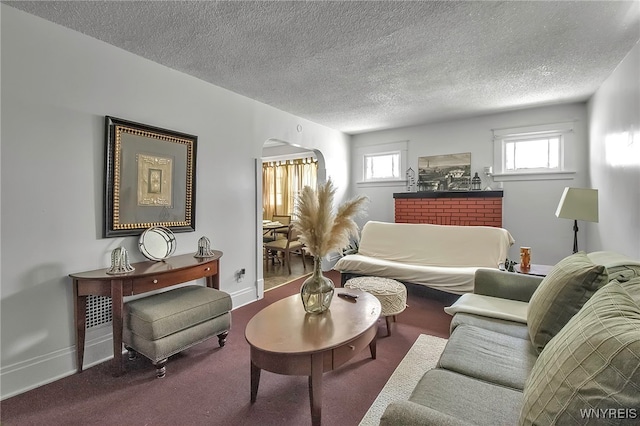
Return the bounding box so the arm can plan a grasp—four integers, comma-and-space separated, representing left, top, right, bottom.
344, 276, 407, 336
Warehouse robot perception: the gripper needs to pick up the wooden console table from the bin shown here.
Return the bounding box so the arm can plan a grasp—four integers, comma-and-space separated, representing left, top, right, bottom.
69, 251, 223, 376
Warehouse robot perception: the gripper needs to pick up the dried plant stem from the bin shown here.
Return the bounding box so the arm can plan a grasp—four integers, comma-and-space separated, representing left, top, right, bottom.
294, 180, 367, 258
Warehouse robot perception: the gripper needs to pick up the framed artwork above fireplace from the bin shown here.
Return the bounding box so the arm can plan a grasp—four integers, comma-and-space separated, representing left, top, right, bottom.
417, 152, 471, 191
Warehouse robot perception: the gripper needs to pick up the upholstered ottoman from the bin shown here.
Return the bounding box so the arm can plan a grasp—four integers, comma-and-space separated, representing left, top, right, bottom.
344, 277, 407, 336
123, 285, 232, 378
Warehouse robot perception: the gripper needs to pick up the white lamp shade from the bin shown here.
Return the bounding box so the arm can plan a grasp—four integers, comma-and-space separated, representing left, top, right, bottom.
555, 187, 599, 222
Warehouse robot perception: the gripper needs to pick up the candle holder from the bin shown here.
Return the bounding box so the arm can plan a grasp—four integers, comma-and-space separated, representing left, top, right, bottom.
471, 172, 482, 190
520, 247, 531, 271
405, 167, 416, 192
106, 247, 135, 274
194, 236, 216, 258
483, 166, 493, 190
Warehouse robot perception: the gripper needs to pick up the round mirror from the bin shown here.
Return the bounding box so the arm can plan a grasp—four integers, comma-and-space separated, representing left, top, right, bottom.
139, 226, 176, 261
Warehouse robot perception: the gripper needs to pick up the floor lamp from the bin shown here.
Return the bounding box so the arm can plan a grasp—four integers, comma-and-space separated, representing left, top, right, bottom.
555, 187, 599, 253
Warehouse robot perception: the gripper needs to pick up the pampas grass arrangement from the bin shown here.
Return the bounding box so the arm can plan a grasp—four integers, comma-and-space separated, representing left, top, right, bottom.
294, 179, 368, 259
294, 179, 367, 313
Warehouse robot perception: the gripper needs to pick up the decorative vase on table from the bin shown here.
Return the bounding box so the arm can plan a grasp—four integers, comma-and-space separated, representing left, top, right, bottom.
293, 179, 368, 314
300, 257, 335, 314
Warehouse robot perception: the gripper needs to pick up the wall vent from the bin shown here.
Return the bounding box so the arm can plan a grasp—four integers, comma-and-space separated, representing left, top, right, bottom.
86, 295, 112, 328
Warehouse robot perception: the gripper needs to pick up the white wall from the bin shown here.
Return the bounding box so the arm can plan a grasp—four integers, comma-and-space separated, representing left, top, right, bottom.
0, 5, 350, 399
588, 42, 640, 259
351, 103, 591, 265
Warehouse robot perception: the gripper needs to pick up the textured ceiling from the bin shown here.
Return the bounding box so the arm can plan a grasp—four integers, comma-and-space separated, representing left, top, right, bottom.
5, 1, 640, 134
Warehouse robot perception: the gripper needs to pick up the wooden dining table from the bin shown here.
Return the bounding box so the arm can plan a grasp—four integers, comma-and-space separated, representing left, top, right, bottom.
262, 221, 289, 240
263, 221, 288, 232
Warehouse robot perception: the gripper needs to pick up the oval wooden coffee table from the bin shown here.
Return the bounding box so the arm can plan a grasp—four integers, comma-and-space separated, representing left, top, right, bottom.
245, 288, 381, 426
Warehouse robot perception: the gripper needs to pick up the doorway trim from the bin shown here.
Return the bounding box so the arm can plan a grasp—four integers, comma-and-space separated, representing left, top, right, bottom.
255, 138, 327, 299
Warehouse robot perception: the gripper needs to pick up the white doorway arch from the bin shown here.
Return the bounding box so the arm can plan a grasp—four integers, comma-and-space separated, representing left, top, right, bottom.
254, 138, 327, 299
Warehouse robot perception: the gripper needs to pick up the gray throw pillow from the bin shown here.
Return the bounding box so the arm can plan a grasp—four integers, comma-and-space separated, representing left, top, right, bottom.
520, 278, 640, 425
527, 251, 608, 353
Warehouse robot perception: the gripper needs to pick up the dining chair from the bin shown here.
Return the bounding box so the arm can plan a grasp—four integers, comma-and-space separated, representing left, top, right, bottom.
271, 215, 291, 239
263, 224, 306, 274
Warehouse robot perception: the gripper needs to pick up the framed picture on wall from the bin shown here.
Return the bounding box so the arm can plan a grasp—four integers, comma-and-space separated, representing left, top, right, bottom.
417, 152, 471, 191
103, 116, 197, 237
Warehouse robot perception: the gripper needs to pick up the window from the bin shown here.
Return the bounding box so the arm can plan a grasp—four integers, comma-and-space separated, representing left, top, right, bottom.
492, 122, 575, 181
364, 151, 400, 181
356, 140, 408, 187
504, 134, 561, 172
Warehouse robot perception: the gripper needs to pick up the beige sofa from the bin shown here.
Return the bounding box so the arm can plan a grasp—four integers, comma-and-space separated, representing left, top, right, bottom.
379, 251, 640, 425
333, 221, 514, 294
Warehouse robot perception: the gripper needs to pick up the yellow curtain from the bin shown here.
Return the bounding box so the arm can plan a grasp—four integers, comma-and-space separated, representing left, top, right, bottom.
263, 157, 318, 220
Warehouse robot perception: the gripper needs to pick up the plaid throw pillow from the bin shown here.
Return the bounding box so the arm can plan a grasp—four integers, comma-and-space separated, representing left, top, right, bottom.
527, 251, 608, 353
520, 278, 640, 425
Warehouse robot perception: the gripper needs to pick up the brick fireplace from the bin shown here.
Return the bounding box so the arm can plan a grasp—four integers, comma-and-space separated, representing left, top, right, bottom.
394, 190, 504, 227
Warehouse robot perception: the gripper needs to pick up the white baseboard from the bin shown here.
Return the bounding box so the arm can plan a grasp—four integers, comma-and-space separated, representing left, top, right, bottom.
0, 288, 259, 400
230, 282, 263, 308
0, 324, 114, 400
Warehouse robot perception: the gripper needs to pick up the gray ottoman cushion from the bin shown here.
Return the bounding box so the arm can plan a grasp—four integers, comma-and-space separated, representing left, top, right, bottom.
409, 368, 523, 425
125, 285, 232, 341
438, 324, 537, 390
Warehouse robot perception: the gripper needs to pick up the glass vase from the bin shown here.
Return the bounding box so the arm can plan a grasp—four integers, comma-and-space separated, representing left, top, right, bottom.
300, 257, 335, 314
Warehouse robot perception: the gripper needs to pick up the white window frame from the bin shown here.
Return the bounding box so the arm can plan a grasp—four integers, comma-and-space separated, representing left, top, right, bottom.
492, 121, 576, 181
355, 140, 408, 188
363, 150, 402, 182
503, 132, 563, 173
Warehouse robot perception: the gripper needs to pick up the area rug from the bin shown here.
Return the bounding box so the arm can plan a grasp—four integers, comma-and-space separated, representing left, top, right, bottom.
358, 334, 448, 426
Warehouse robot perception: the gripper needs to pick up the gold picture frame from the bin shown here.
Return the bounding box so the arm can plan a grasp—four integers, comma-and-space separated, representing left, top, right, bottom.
104, 116, 197, 237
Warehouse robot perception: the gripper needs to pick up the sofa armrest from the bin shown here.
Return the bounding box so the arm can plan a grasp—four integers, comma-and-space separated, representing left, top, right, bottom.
380, 401, 474, 426
474, 269, 544, 302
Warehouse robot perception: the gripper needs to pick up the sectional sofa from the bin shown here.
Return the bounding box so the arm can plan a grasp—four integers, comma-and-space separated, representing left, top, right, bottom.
379, 251, 640, 425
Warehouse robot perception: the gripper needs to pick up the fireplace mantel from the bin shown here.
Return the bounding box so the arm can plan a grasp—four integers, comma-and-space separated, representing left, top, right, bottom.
393, 190, 504, 227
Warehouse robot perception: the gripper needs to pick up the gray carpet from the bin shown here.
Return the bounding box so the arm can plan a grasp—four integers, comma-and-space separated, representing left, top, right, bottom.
358, 334, 448, 426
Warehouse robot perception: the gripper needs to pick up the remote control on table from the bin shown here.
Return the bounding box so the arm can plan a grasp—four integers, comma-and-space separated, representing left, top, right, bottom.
338, 293, 358, 301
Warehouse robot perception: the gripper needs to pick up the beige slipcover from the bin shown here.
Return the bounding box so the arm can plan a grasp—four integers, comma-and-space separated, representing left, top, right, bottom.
334, 221, 514, 294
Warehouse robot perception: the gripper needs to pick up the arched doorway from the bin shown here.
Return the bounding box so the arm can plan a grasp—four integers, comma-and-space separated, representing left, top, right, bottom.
255, 139, 327, 298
